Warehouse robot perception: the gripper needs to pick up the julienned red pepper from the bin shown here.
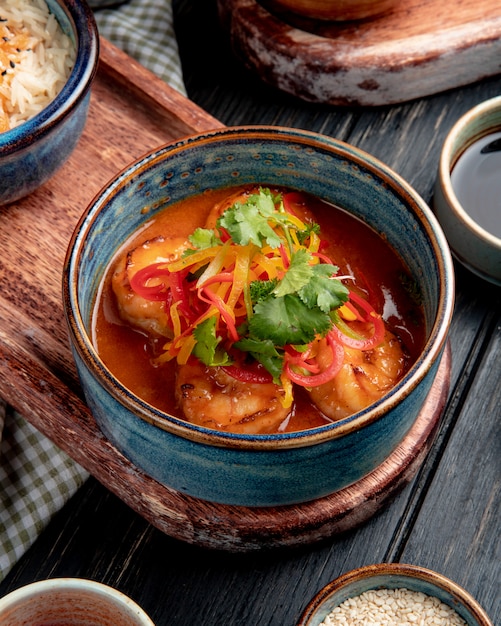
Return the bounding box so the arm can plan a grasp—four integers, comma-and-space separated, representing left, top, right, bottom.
284, 344, 320, 374
129, 263, 171, 301
331, 290, 385, 350
282, 191, 306, 218
281, 243, 290, 269
284, 331, 345, 387
198, 287, 239, 342
168, 269, 194, 319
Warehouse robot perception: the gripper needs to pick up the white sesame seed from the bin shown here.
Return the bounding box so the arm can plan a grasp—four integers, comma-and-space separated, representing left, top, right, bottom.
318, 588, 466, 626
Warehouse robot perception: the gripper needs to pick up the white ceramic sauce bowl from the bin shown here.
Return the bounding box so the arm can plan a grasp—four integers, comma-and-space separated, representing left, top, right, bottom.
433, 96, 501, 286
0, 578, 155, 626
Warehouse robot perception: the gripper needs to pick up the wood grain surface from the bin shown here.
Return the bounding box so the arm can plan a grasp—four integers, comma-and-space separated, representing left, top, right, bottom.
217, 0, 501, 105
0, 37, 451, 551
0, 2, 499, 624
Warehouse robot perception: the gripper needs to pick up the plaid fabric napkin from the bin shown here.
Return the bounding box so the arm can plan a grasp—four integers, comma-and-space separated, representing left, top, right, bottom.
0, 0, 186, 583
0, 404, 88, 579
92, 0, 186, 95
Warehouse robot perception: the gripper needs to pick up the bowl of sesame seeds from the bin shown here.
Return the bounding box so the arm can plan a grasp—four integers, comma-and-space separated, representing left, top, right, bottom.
0, 0, 99, 205
297, 563, 493, 626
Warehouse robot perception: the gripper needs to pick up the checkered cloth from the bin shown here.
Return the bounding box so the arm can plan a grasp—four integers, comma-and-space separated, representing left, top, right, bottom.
0, 0, 186, 583
92, 0, 186, 95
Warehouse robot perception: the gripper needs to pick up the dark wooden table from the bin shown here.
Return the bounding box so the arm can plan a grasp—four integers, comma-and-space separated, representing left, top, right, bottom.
0, 1, 499, 624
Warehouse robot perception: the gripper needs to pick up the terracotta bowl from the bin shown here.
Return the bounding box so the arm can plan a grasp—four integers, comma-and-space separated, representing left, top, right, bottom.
262, 0, 399, 21
0, 0, 99, 205
63, 126, 454, 507
297, 563, 494, 626
0, 578, 155, 626
433, 96, 501, 286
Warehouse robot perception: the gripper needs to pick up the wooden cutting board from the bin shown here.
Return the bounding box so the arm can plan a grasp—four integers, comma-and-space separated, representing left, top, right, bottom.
0, 38, 451, 552
217, 0, 501, 105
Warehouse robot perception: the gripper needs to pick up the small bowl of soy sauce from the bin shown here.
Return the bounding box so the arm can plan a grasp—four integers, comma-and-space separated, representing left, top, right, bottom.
433, 95, 501, 286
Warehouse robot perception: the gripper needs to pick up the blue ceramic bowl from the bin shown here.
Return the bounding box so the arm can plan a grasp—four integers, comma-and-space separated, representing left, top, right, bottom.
297, 563, 493, 626
63, 126, 454, 507
0, 0, 99, 205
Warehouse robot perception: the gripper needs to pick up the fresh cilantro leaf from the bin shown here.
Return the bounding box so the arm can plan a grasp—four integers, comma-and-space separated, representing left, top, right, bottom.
192, 317, 231, 366
218, 189, 282, 248
249, 278, 278, 303
188, 227, 221, 250
298, 264, 349, 313
296, 221, 321, 244
233, 338, 284, 382
273, 249, 313, 297
248, 294, 331, 346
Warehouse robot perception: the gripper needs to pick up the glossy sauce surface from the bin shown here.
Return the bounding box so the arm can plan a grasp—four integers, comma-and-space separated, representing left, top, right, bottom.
93, 187, 426, 433
451, 131, 501, 238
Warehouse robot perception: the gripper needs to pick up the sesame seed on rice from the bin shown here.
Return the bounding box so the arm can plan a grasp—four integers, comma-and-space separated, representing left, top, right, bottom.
319, 588, 466, 626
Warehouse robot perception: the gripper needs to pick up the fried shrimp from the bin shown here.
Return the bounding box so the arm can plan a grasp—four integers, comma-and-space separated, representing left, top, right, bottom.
175, 361, 290, 434
308, 329, 408, 421
111, 235, 189, 337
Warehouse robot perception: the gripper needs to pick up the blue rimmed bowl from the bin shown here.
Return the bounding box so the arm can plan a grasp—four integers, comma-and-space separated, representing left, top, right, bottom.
0, 0, 99, 205
297, 563, 493, 626
63, 126, 454, 507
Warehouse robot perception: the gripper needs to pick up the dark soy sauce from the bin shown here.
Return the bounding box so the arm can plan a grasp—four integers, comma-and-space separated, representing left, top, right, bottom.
450, 130, 501, 239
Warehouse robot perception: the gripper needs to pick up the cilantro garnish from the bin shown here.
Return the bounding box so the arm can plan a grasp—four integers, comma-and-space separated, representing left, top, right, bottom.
188, 227, 221, 250
217, 188, 283, 248
249, 278, 278, 302
249, 294, 332, 346
273, 249, 314, 297
192, 317, 231, 366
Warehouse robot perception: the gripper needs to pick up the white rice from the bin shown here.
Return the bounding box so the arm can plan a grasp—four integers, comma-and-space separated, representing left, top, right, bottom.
0, 0, 75, 130
319, 587, 467, 625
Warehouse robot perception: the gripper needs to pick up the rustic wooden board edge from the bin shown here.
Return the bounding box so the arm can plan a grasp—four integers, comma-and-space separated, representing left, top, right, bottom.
217, 0, 501, 105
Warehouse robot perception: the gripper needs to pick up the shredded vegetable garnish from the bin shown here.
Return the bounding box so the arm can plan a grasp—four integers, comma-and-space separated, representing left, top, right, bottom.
129, 188, 386, 407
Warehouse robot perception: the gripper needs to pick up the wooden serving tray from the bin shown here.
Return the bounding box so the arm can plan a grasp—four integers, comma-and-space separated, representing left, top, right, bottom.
217, 0, 501, 106
0, 38, 450, 552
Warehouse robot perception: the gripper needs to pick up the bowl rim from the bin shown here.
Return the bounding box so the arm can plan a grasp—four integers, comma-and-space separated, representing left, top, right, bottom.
63, 125, 455, 451
438, 95, 501, 249
296, 562, 494, 626
0, 577, 155, 625
0, 0, 99, 156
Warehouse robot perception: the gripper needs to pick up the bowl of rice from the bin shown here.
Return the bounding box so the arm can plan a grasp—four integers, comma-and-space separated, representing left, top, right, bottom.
0, 0, 99, 205
297, 563, 494, 626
